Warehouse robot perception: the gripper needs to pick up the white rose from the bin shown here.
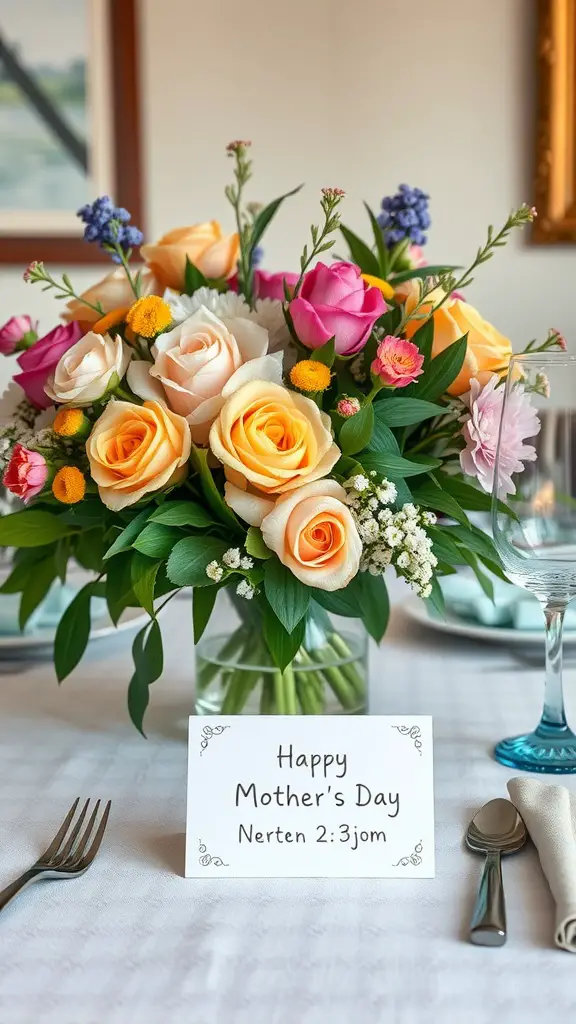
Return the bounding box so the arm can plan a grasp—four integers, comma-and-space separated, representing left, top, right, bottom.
44, 331, 130, 406
128, 303, 278, 445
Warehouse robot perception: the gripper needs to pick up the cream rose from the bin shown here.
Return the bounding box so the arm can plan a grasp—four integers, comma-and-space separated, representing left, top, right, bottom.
63, 266, 159, 327
141, 222, 239, 291
210, 381, 339, 497
258, 480, 361, 591
44, 331, 130, 406
127, 304, 274, 445
86, 399, 191, 511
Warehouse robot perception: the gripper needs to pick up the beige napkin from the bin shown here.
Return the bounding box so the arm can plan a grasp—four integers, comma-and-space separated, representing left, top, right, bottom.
507, 776, 576, 952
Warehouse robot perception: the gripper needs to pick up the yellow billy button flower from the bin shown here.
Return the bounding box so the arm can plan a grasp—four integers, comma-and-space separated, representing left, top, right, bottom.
361, 273, 395, 300
125, 295, 172, 339
53, 408, 91, 439
289, 359, 331, 393
52, 466, 86, 505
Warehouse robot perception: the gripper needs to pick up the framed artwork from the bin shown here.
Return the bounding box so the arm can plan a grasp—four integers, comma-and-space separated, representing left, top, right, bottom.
534, 0, 576, 243
0, 0, 143, 264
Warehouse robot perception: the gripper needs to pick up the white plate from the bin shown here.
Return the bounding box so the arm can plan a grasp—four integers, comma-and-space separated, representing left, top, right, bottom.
0, 606, 149, 658
401, 595, 576, 646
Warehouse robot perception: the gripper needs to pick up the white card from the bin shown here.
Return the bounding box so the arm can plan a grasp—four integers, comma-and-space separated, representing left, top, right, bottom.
186, 716, 434, 878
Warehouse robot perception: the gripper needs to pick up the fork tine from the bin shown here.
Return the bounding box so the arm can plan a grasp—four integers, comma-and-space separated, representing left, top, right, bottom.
40, 798, 80, 862
53, 799, 91, 865
64, 800, 100, 867
75, 800, 111, 869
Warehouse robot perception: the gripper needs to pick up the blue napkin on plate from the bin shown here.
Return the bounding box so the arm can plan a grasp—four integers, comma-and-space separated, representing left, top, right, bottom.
439, 571, 576, 631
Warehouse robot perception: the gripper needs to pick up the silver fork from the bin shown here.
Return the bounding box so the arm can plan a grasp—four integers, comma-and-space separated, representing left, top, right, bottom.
0, 798, 111, 915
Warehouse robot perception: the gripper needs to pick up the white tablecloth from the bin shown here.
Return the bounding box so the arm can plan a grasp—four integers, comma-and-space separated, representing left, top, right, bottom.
1, 581, 575, 1024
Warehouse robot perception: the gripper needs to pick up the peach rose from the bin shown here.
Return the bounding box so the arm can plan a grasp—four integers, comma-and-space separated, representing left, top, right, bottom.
127, 304, 275, 445
210, 380, 340, 499
63, 266, 160, 327
399, 280, 512, 396
86, 399, 191, 511
141, 222, 239, 291
259, 480, 362, 591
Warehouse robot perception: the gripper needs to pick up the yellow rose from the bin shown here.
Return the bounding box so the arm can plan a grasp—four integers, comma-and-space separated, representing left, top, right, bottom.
259, 480, 362, 591
86, 399, 191, 511
399, 280, 512, 396
210, 380, 340, 498
63, 266, 160, 328
141, 222, 240, 291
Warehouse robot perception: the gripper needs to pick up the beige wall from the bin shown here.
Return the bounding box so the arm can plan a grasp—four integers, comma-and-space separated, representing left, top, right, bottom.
0, 0, 573, 381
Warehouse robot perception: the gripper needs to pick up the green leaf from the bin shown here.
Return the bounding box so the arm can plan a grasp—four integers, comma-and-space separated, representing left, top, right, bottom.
264, 557, 310, 633
75, 528, 106, 572
106, 551, 137, 625
439, 474, 517, 519
127, 619, 163, 736
446, 524, 499, 563
339, 224, 380, 277
356, 573, 390, 642
0, 510, 72, 547
429, 527, 467, 566
262, 603, 306, 671
376, 397, 445, 430
365, 414, 400, 455
339, 402, 374, 456
364, 202, 389, 279
19, 556, 57, 630
312, 589, 363, 618
459, 548, 494, 601
375, 307, 402, 335
149, 500, 215, 528
426, 577, 446, 619
0, 558, 40, 595
311, 337, 336, 367
59, 501, 103, 527
133, 523, 182, 560
167, 536, 229, 587
103, 509, 150, 561
249, 184, 303, 261
184, 256, 208, 295
130, 551, 161, 616
358, 451, 435, 479
246, 526, 273, 560
416, 335, 468, 401
412, 479, 470, 527
390, 264, 460, 284
411, 319, 435, 365
189, 443, 243, 534
192, 585, 220, 643
54, 581, 98, 682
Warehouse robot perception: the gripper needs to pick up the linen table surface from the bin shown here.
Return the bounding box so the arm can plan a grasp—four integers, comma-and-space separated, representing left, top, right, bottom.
0, 579, 575, 1024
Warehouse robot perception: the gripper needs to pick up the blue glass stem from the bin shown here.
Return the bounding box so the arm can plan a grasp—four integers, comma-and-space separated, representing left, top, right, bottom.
537, 601, 568, 736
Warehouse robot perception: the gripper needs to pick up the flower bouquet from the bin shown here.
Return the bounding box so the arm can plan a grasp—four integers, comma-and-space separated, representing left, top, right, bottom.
0, 141, 562, 727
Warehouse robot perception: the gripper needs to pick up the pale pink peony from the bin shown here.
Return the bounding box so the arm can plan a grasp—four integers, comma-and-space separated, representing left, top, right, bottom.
371, 335, 424, 388
3, 444, 48, 502
460, 374, 540, 496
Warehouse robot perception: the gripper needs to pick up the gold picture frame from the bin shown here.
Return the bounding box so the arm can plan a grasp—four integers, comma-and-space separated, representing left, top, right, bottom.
534, 0, 576, 242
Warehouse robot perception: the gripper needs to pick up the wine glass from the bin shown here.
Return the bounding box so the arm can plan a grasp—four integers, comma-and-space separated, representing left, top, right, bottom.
492, 352, 576, 772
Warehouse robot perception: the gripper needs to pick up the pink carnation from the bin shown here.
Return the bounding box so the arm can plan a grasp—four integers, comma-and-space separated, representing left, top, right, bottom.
3, 444, 48, 503
0, 315, 37, 355
460, 375, 540, 496
371, 335, 424, 388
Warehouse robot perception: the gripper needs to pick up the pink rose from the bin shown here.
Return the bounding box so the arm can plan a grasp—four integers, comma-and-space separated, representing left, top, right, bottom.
254, 270, 299, 301
14, 322, 82, 409
3, 444, 48, 502
371, 335, 424, 388
460, 375, 540, 496
289, 261, 386, 356
0, 315, 38, 355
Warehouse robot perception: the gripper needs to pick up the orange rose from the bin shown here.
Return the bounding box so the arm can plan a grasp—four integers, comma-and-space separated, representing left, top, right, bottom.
210, 380, 340, 499
86, 399, 191, 511
63, 266, 160, 328
399, 281, 512, 395
141, 222, 240, 291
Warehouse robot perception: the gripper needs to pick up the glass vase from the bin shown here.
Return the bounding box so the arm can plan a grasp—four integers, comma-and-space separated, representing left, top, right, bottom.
195, 590, 367, 715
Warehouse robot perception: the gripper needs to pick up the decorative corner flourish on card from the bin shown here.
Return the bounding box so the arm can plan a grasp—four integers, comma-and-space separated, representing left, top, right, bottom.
393, 840, 423, 867
391, 724, 422, 755
198, 839, 229, 867
199, 724, 230, 756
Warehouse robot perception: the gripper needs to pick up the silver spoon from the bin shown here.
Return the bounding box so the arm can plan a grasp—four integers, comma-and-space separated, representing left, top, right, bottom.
465, 798, 527, 946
